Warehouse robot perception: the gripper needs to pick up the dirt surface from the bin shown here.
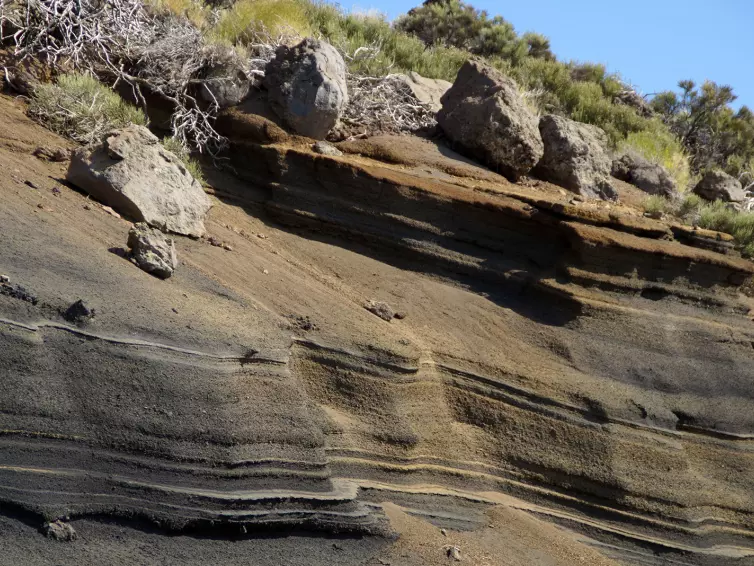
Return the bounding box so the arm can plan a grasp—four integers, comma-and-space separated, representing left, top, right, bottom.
2, 92, 754, 566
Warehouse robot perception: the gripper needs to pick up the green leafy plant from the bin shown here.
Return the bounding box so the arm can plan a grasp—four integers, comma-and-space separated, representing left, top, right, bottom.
29, 74, 147, 144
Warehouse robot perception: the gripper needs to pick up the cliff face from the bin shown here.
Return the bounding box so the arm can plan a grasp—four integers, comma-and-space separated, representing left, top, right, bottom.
2, 99, 754, 565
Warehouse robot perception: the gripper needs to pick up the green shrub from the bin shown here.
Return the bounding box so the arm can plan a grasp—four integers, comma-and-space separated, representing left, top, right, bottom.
697, 201, 754, 257
162, 136, 206, 184
620, 126, 692, 191
301, 2, 468, 80
210, 0, 312, 45
643, 195, 667, 219
29, 74, 147, 144
148, 0, 210, 28
675, 193, 703, 220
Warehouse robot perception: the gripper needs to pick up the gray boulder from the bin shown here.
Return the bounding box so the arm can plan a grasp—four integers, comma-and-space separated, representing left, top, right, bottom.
199, 45, 250, 109
612, 152, 677, 198
437, 59, 543, 182
535, 114, 617, 200
692, 170, 746, 203
394, 71, 452, 113
264, 38, 348, 139
67, 125, 211, 237
128, 223, 178, 279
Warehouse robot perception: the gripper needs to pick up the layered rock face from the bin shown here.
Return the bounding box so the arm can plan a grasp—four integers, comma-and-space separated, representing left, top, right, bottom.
3, 108, 754, 565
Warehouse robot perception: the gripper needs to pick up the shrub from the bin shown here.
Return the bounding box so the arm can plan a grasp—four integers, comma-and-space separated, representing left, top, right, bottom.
162, 137, 206, 184
675, 193, 703, 221
28, 74, 147, 144
148, 0, 210, 28
620, 126, 692, 190
302, 2, 469, 80
643, 195, 666, 219
697, 201, 754, 257
210, 0, 312, 45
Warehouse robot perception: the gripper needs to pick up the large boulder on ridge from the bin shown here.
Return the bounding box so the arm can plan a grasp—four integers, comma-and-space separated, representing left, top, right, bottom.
437, 59, 543, 181
67, 125, 211, 237
535, 114, 617, 200
612, 152, 678, 198
692, 170, 746, 203
264, 38, 348, 139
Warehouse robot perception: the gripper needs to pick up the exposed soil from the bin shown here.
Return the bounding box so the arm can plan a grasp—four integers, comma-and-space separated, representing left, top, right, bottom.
2, 91, 754, 566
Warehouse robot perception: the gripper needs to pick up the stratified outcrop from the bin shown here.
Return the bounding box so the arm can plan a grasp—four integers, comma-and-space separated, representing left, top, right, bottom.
3, 96, 754, 565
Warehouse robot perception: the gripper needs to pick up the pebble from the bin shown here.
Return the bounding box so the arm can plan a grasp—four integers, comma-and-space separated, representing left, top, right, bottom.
101, 205, 121, 219
0, 275, 8, 283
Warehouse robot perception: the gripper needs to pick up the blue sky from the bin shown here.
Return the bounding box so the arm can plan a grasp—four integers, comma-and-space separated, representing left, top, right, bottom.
344, 0, 753, 109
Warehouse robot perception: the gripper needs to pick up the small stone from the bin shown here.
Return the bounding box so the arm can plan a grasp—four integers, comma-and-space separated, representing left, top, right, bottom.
128, 223, 178, 279
63, 299, 95, 323
365, 300, 394, 322
257, 234, 267, 239
83, 204, 92, 211
208, 236, 223, 247
263, 269, 269, 275
222, 243, 233, 251
393, 312, 406, 320
312, 141, 343, 157
0, 275, 8, 283
446, 545, 461, 561
52, 187, 61, 196
33, 146, 71, 162
42, 520, 77, 542
440, 528, 447, 536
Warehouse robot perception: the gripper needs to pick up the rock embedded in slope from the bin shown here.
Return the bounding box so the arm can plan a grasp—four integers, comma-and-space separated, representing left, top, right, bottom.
437, 59, 543, 182
264, 38, 349, 140
66, 125, 211, 237
312, 140, 343, 157
128, 222, 178, 279
365, 300, 394, 322
199, 45, 251, 109
535, 114, 617, 201
42, 520, 77, 542
394, 71, 452, 113
611, 152, 678, 198
692, 170, 746, 203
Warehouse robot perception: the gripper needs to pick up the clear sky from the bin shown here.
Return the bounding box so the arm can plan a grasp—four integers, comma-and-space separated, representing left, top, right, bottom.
345, 0, 754, 109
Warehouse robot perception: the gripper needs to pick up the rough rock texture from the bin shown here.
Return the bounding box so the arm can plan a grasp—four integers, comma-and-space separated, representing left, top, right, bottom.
199, 47, 250, 108
611, 151, 678, 197
312, 140, 342, 157
128, 222, 178, 279
264, 38, 348, 139
535, 114, 617, 200
437, 59, 543, 181
364, 299, 394, 321
4, 94, 754, 566
42, 521, 77, 542
66, 125, 211, 237
394, 71, 452, 113
693, 169, 746, 203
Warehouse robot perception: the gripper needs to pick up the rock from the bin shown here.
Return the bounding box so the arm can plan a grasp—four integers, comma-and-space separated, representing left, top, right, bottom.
611, 152, 678, 198
63, 299, 95, 323
446, 545, 462, 561
42, 520, 77, 542
264, 38, 349, 140
692, 170, 746, 203
394, 71, 452, 113
365, 300, 394, 322
33, 146, 71, 162
437, 59, 543, 182
613, 89, 653, 118
66, 125, 211, 237
1, 282, 38, 305
312, 141, 343, 157
535, 114, 617, 201
128, 223, 178, 280
199, 45, 250, 109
